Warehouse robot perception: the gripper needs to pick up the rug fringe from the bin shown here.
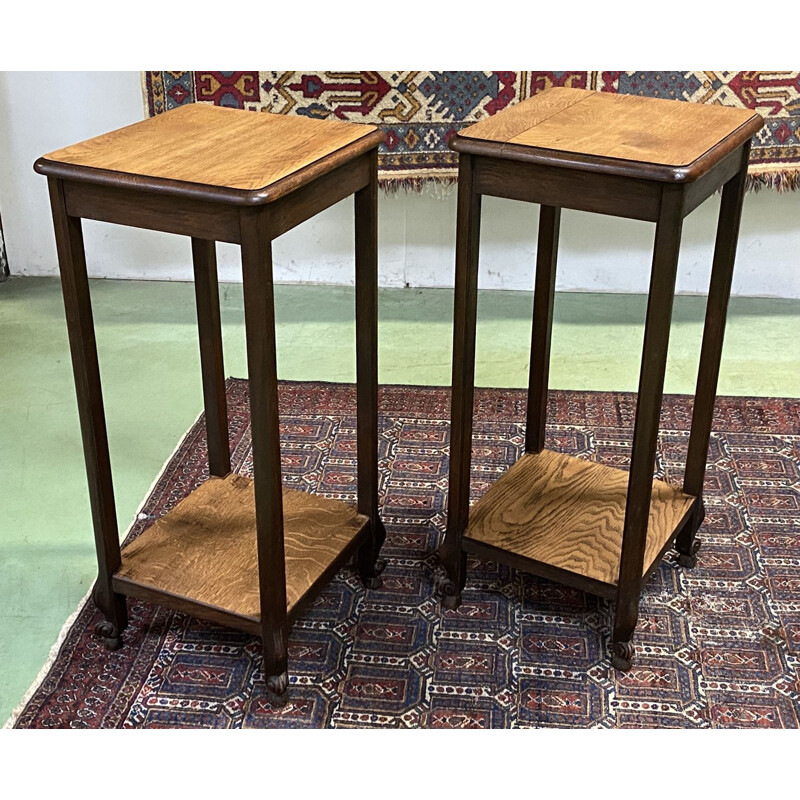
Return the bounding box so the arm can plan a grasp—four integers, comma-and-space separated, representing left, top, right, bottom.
378, 174, 458, 199
377, 170, 800, 195
746, 169, 800, 193
2, 404, 206, 729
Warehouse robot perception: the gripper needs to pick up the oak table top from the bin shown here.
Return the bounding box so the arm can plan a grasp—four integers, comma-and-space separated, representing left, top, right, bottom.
451, 87, 763, 182
35, 103, 384, 205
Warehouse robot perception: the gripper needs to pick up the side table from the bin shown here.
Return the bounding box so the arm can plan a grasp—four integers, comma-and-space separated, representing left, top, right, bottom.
438, 88, 763, 670
35, 104, 386, 703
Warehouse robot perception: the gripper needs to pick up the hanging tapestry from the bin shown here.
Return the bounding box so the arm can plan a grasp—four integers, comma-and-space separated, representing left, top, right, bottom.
143, 72, 800, 192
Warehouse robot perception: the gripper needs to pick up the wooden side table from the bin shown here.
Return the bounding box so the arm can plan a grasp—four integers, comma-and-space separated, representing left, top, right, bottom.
438, 88, 763, 670
35, 104, 386, 704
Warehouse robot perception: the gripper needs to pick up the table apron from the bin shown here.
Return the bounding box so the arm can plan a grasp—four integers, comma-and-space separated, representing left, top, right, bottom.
473, 156, 664, 222
63, 181, 242, 243
681, 147, 743, 217
266, 152, 372, 239
61, 152, 373, 245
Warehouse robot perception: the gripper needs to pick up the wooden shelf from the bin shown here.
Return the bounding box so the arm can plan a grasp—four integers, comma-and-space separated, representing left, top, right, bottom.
464, 449, 694, 594
113, 473, 368, 633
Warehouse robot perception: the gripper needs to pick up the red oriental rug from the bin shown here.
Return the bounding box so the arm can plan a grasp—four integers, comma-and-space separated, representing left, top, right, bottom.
143, 71, 800, 192
7, 381, 800, 728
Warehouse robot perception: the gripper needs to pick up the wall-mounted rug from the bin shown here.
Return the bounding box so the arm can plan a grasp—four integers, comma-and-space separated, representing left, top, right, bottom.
6, 380, 800, 728
142, 71, 800, 192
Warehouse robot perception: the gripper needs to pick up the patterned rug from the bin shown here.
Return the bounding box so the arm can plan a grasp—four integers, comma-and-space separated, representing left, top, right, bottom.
8, 381, 800, 728
143, 71, 800, 192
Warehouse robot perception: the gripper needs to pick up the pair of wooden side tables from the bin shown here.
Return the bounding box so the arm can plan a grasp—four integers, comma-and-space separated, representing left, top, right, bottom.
36, 88, 763, 701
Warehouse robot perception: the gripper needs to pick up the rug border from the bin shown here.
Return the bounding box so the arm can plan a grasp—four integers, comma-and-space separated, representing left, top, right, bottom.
2, 407, 205, 730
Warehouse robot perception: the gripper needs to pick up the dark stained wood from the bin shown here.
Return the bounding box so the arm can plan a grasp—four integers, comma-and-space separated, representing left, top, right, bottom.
681, 146, 743, 218
454, 87, 763, 183
473, 155, 662, 222
443, 90, 757, 671
35, 105, 385, 206
613, 182, 686, 660
679, 143, 751, 561
48, 177, 128, 642
525, 205, 560, 453
354, 149, 385, 585
114, 474, 368, 617
439, 153, 482, 606
465, 450, 694, 586
112, 575, 262, 637
63, 181, 241, 243
464, 537, 618, 599
40, 116, 385, 697
643, 499, 699, 584
267, 152, 371, 240
191, 238, 230, 477
239, 206, 289, 682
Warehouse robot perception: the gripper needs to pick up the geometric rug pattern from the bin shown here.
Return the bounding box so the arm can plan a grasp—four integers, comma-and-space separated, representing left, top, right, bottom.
143, 71, 800, 191
9, 381, 800, 727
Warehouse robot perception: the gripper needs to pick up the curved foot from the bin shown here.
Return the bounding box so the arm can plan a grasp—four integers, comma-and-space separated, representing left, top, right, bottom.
611, 640, 635, 672
437, 548, 467, 611
360, 557, 386, 590
266, 671, 289, 708
361, 570, 384, 591
439, 578, 462, 611
677, 538, 702, 569
94, 621, 122, 651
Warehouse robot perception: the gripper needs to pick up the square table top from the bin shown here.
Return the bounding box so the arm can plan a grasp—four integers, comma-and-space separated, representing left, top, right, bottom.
35, 103, 383, 204
451, 87, 763, 182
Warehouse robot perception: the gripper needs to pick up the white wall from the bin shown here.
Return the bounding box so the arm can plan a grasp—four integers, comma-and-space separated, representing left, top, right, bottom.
1, 71, 798, 298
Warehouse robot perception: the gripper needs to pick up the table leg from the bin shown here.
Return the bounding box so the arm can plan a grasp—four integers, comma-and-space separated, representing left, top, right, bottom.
48, 178, 127, 650
525, 205, 561, 454
678, 143, 751, 567
613, 184, 684, 671
354, 149, 386, 589
240, 208, 289, 705
439, 153, 482, 609
191, 238, 230, 477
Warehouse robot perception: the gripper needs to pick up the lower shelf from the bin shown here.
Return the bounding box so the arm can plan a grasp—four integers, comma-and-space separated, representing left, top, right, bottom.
113, 473, 368, 632
464, 449, 695, 593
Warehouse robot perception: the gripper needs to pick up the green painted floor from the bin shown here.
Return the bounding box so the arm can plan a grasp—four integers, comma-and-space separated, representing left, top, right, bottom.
1, 276, 798, 722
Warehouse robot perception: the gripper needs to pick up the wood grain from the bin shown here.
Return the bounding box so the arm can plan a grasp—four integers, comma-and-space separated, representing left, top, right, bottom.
115, 474, 368, 618
458, 87, 593, 144
456, 87, 762, 181
42, 103, 378, 195
465, 450, 694, 587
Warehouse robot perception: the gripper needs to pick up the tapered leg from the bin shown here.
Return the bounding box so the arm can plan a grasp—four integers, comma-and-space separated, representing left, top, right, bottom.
354, 149, 386, 589
48, 179, 128, 650
439, 154, 482, 609
240, 209, 289, 704
613, 184, 684, 671
525, 205, 561, 454
678, 143, 751, 567
192, 238, 231, 478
